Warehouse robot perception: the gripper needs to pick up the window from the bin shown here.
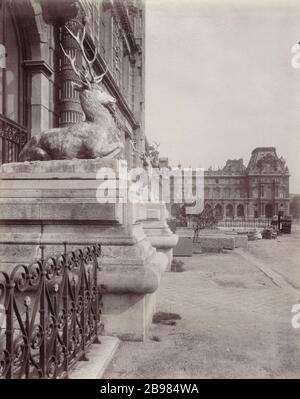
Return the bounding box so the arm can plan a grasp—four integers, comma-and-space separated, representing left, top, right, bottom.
265, 204, 273, 218
214, 204, 223, 219
279, 187, 285, 199
237, 204, 244, 217
0, 2, 28, 165
0, 2, 24, 124
225, 204, 234, 218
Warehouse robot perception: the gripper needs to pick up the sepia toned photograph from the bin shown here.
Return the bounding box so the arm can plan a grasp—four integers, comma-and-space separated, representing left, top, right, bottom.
0, 0, 299, 385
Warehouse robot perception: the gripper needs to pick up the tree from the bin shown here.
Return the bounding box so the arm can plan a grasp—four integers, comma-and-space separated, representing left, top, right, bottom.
193, 207, 218, 242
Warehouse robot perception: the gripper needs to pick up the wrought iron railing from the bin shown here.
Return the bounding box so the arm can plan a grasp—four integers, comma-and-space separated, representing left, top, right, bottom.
217, 219, 270, 229
0, 243, 102, 379
0, 115, 28, 164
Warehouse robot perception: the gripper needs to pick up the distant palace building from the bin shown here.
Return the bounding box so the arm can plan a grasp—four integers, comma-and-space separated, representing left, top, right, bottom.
166, 147, 290, 221
203, 147, 290, 220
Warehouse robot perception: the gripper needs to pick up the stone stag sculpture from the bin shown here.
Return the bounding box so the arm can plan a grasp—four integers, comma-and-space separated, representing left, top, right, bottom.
19, 23, 123, 162
130, 140, 160, 168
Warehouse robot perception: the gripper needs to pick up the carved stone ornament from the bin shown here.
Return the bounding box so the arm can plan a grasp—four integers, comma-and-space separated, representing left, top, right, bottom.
40, 0, 80, 25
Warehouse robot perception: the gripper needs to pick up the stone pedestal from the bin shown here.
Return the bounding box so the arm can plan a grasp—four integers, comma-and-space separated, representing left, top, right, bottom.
193, 234, 235, 253
0, 159, 168, 341
142, 203, 178, 271
173, 228, 193, 257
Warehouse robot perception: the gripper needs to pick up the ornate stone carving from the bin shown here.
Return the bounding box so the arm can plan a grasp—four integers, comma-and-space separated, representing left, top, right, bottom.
40, 0, 80, 25
112, 16, 123, 87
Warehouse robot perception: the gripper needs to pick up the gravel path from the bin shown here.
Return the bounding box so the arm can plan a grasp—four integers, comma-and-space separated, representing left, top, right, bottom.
104, 227, 300, 379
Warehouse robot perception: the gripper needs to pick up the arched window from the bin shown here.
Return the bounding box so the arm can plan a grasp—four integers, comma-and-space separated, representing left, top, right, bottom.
214, 203, 223, 220
279, 186, 285, 199
0, 1, 27, 164
252, 187, 258, 198
204, 203, 212, 212
225, 203, 234, 218
265, 204, 273, 218
237, 204, 245, 218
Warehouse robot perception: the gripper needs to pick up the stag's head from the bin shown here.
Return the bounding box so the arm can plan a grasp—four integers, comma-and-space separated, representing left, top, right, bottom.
61, 22, 116, 121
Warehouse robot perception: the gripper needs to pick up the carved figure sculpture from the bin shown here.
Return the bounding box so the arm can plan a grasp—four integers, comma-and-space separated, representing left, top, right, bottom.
19, 22, 123, 162
130, 140, 160, 168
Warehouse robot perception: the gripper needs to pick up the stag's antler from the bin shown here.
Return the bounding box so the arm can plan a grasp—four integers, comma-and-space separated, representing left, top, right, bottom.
61, 20, 108, 86
60, 45, 90, 86
95, 65, 108, 83
130, 140, 143, 156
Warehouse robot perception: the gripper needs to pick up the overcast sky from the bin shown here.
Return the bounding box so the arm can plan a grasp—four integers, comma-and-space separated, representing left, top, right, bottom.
145, 0, 300, 193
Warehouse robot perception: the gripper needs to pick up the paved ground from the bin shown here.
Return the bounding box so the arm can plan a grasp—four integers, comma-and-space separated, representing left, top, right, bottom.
104, 226, 300, 379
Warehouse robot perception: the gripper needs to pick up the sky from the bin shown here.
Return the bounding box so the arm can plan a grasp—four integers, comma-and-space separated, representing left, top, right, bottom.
145, 0, 300, 193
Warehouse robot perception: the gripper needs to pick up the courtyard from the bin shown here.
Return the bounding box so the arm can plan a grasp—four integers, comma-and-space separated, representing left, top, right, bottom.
104, 227, 300, 379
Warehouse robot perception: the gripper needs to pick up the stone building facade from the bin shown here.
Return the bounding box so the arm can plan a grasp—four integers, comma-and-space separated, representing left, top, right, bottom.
0, 1, 180, 346
0, 0, 145, 167
204, 147, 290, 220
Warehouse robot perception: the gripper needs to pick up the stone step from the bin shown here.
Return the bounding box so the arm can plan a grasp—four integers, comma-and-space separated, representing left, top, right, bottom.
69, 336, 120, 379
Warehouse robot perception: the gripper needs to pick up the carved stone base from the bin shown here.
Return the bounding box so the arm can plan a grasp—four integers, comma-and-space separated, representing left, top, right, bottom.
0, 159, 168, 341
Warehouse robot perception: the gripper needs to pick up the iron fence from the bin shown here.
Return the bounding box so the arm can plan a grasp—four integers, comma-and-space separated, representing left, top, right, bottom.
217, 219, 270, 229
0, 243, 102, 379
0, 115, 28, 164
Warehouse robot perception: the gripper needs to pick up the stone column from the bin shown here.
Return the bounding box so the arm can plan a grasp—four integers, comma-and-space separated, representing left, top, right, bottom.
245, 202, 250, 219
59, 20, 84, 127
234, 202, 237, 220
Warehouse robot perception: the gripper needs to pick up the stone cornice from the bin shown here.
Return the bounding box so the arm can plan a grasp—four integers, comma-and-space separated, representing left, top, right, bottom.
23, 60, 54, 77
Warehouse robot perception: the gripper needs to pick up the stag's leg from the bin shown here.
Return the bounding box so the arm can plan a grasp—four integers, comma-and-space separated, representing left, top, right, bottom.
19, 137, 51, 162
97, 142, 123, 159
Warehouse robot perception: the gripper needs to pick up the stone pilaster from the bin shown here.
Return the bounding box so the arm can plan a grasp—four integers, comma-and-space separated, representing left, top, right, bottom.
23, 60, 54, 136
